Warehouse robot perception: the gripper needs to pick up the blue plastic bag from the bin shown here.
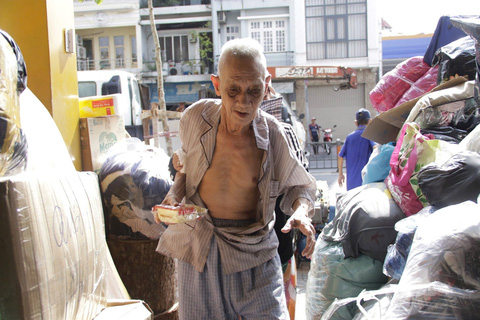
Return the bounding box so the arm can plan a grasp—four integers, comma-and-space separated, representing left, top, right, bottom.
362, 142, 395, 185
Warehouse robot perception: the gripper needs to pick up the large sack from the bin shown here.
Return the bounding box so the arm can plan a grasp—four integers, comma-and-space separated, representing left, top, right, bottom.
305, 239, 387, 320
433, 36, 477, 84
385, 122, 459, 216
417, 150, 480, 208
99, 139, 171, 240
322, 182, 405, 262
393, 65, 439, 108
0, 30, 27, 176
404, 79, 475, 130
370, 57, 430, 113
451, 16, 480, 106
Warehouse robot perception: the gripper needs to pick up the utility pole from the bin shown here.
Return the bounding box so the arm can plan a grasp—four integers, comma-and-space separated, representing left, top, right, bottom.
148, 0, 173, 156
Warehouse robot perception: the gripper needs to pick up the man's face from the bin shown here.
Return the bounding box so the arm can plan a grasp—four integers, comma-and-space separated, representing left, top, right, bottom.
211, 54, 269, 128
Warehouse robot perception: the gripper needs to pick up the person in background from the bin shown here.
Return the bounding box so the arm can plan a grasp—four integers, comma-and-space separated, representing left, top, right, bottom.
261, 83, 309, 319
309, 117, 320, 155
155, 38, 317, 320
337, 108, 375, 191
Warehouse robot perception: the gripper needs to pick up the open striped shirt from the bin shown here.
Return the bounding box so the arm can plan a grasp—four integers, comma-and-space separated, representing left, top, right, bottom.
156, 99, 316, 274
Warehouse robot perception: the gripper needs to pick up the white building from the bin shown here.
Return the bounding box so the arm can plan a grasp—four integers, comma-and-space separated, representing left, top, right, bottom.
74, 0, 382, 139
74, 0, 143, 76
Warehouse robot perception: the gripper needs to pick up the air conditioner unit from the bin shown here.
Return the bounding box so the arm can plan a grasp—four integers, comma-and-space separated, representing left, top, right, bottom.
77, 60, 87, 71
77, 46, 87, 59
291, 101, 296, 111
218, 11, 226, 24
76, 34, 83, 46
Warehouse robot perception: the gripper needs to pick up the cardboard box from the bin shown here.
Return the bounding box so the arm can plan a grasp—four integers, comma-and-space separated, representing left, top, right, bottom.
94, 300, 153, 320
0, 171, 108, 319
80, 116, 126, 173
79, 94, 120, 118
362, 77, 468, 144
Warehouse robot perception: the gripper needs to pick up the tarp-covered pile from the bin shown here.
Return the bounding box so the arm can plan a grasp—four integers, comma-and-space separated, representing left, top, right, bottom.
306, 15, 480, 320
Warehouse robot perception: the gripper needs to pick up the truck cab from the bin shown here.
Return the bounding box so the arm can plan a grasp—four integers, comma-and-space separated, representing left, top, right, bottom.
78, 70, 146, 138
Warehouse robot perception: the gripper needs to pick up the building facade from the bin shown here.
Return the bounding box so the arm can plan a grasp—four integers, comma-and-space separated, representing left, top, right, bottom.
73, 0, 382, 140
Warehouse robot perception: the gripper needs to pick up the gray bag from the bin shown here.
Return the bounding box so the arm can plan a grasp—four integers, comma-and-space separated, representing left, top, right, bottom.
322, 182, 406, 262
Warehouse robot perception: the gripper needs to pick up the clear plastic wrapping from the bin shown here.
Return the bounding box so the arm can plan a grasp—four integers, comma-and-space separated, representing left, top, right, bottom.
323, 201, 480, 320
152, 204, 208, 224
369, 57, 430, 113
305, 239, 387, 320
0, 30, 27, 176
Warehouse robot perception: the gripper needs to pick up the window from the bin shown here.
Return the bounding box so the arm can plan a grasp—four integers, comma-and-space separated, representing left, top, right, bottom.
99, 37, 110, 69
305, 0, 367, 60
226, 25, 239, 42
114, 36, 125, 68
159, 36, 189, 63
248, 19, 287, 52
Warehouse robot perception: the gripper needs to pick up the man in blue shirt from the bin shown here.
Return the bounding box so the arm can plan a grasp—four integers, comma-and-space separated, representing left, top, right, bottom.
338, 108, 375, 190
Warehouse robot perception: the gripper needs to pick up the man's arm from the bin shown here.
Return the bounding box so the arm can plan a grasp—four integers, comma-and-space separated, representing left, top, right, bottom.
281, 197, 316, 259
338, 156, 345, 187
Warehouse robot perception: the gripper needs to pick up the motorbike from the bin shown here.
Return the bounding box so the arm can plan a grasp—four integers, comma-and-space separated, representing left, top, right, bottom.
321, 125, 336, 155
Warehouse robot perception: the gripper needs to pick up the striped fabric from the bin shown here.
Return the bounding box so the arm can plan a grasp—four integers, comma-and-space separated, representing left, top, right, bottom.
260, 96, 283, 121
156, 99, 317, 274
177, 236, 289, 319
260, 95, 308, 170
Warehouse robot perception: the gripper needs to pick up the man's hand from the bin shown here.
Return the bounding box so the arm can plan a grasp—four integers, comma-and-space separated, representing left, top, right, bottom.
338, 172, 345, 187
281, 199, 316, 259
153, 172, 186, 224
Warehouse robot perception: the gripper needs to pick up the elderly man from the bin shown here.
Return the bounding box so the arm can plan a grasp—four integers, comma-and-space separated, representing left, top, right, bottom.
156, 38, 317, 319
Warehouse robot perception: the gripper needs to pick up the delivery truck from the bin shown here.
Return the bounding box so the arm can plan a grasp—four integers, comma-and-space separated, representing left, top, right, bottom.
77, 70, 147, 138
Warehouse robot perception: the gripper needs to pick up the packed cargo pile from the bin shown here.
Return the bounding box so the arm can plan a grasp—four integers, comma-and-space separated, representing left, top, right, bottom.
306, 16, 480, 320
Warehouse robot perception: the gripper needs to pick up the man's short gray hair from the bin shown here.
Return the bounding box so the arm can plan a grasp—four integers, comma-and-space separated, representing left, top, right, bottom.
218, 38, 268, 78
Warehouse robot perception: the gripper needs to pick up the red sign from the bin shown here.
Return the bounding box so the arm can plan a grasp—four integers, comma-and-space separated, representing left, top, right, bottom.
91, 98, 114, 109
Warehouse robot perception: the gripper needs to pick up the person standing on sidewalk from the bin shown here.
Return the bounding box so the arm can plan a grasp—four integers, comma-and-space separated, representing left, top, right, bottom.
309, 117, 320, 155
337, 108, 375, 190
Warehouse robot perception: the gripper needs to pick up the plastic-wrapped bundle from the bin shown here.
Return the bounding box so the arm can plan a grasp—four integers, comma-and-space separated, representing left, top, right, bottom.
99, 139, 172, 240
324, 202, 480, 320
433, 36, 477, 84
404, 79, 474, 130
420, 126, 468, 144
383, 201, 480, 318
383, 206, 435, 280
0, 30, 27, 176
451, 16, 480, 107
322, 282, 480, 320
369, 57, 430, 113
305, 238, 387, 320
322, 182, 406, 262
450, 97, 480, 132
417, 151, 480, 208
394, 65, 439, 108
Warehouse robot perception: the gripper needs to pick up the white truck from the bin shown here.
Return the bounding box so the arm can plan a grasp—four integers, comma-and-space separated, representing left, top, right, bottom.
77, 70, 146, 138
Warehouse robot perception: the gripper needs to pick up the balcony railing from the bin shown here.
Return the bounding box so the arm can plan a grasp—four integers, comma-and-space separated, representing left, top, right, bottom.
215, 51, 295, 69
77, 58, 138, 71
139, 0, 210, 8
142, 59, 213, 76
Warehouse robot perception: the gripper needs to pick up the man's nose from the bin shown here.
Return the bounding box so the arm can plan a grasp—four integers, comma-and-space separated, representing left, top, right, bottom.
236, 92, 252, 107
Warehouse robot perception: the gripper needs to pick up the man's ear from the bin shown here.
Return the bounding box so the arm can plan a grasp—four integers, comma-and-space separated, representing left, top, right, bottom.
211, 74, 221, 96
